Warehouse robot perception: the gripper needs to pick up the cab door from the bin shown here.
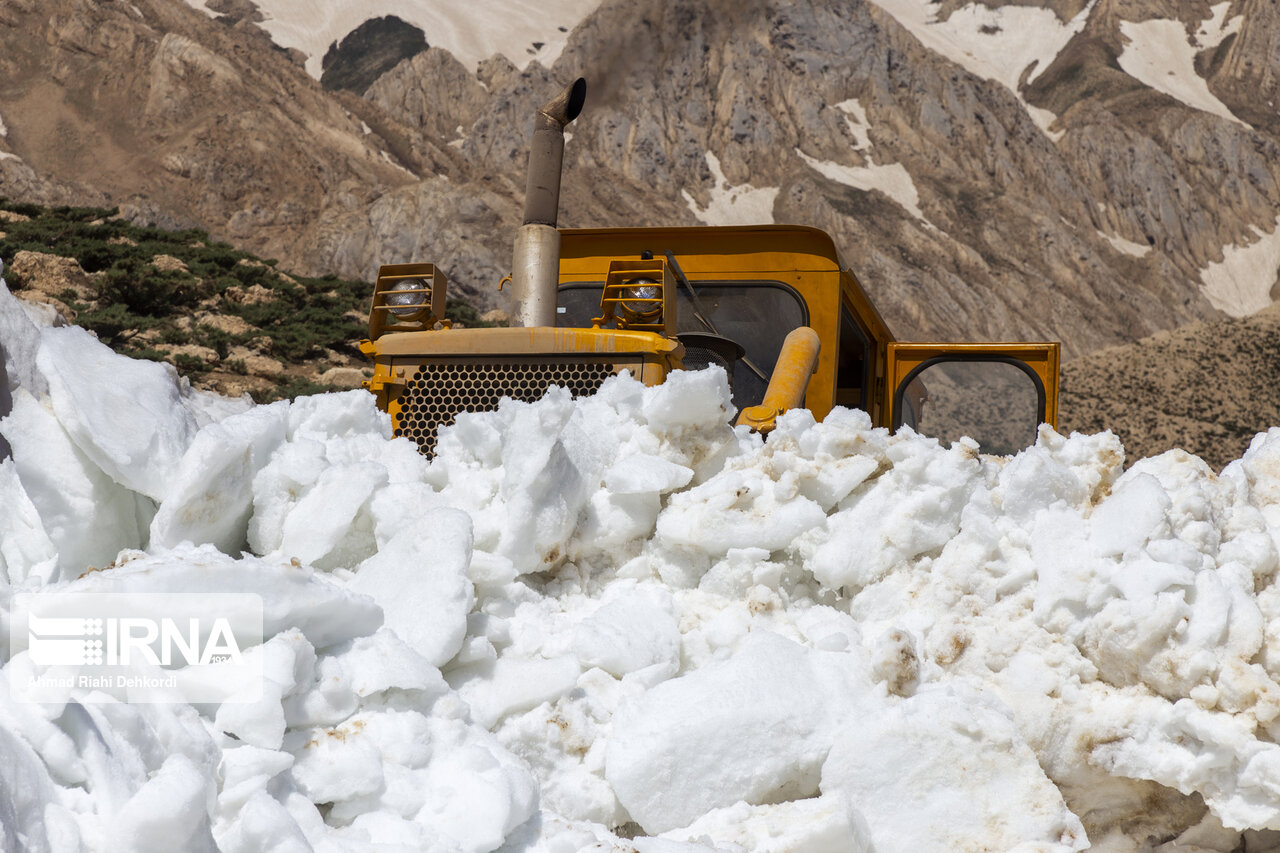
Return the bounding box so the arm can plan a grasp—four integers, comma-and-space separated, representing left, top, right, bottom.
884, 343, 1060, 455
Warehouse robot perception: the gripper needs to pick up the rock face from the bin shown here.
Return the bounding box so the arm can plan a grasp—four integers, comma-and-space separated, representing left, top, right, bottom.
1, 0, 1279, 405
320, 16, 428, 95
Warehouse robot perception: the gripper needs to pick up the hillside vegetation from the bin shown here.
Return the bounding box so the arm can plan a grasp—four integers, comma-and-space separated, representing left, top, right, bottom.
0, 201, 488, 401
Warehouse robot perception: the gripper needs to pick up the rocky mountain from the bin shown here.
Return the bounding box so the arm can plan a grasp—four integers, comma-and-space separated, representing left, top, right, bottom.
2, 0, 1279, 457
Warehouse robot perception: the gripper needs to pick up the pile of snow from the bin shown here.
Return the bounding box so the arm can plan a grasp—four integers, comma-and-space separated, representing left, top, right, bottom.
8, 275, 1280, 852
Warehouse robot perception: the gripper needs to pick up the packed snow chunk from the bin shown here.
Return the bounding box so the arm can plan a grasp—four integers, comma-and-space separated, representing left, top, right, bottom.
806, 433, 982, 590
572, 585, 681, 679
493, 388, 612, 574
286, 388, 391, 443
68, 543, 382, 651
661, 794, 872, 853
657, 465, 828, 556
214, 788, 310, 853
606, 631, 873, 833
1234, 428, 1280, 543
349, 507, 474, 667
821, 686, 1088, 852
217, 744, 295, 810
996, 438, 1095, 525
1092, 696, 1280, 831
307, 708, 539, 852
0, 278, 48, 396
248, 436, 327, 555
216, 630, 315, 749
1090, 471, 1171, 557
0, 725, 80, 853
449, 653, 582, 730
324, 628, 449, 700
766, 407, 886, 512
1051, 452, 1280, 705
111, 753, 217, 853
37, 324, 197, 501
1, 389, 152, 578
247, 390, 425, 565
640, 367, 734, 431
0, 458, 58, 586
603, 454, 693, 494
150, 401, 289, 555
416, 716, 539, 853
290, 718, 386, 805
277, 460, 387, 568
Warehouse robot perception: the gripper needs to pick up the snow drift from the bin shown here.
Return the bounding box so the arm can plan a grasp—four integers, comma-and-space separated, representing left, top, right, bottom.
6, 275, 1280, 852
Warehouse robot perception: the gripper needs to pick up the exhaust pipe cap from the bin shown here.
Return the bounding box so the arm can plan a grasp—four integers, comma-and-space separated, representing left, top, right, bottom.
562, 78, 586, 125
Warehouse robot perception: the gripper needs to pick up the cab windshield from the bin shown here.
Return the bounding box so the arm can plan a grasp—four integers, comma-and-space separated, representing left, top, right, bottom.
556, 280, 808, 411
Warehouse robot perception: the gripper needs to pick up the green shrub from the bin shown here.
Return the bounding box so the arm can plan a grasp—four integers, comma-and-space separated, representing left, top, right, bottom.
253, 376, 336, 403
74, 303, 153, 347
96, 260, 207, 316
172, 353, 208, 374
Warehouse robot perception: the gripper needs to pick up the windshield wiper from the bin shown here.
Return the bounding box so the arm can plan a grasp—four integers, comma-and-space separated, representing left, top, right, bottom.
664, 250, 768, 384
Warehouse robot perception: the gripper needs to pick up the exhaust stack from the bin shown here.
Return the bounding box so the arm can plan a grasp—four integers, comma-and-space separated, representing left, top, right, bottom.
511, 78, 586, 328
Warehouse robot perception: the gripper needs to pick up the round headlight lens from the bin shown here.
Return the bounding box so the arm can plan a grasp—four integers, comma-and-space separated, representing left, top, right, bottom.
385, 280, 429, 317
620, 278, 661, 315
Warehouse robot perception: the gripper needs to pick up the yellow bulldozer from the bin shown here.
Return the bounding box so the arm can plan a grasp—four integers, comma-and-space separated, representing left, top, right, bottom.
359, 79, 1059, 456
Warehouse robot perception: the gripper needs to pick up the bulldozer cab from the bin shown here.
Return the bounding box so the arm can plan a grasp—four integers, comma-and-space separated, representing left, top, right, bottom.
359, 78, 1058, 457
552, 225, 1058, 452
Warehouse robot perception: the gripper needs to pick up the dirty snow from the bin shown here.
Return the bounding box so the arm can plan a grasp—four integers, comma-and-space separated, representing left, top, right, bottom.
9, 274, 1280, 852
1200, 216, 1280, 317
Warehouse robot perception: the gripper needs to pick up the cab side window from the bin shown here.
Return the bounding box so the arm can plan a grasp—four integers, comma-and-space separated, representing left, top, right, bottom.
835, 306, 870, 411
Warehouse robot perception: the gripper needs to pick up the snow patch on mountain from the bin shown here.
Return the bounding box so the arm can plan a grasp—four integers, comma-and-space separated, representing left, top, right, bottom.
682, 153, 778, 227
837, 99, 872, 151
1098, 231, 1152, 258
180, 0, 602, 78
797, 150, 931, 228
798, 100, 933, 228
865, 0, 1095, 139
1200, 217, 1280, 317
1195, 1, 1244, 51
1118, 16, 1247, 127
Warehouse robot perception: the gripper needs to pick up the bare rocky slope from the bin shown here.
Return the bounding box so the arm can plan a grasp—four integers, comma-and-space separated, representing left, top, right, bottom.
1061, 302, 1280, 471
1, 0, 1279, 459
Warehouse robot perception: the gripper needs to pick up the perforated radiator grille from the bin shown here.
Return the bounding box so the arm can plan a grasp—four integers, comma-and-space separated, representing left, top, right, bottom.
394, 359, 620, 456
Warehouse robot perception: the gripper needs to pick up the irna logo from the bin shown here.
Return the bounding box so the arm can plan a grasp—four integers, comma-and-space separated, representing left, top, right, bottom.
10, 592, 263, 705
27, 613, 244, 667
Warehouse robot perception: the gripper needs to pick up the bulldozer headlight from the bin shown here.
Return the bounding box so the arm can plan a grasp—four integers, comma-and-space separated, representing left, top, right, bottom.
385, 279, 430, 316
620, 278, 661, 316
